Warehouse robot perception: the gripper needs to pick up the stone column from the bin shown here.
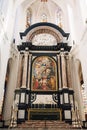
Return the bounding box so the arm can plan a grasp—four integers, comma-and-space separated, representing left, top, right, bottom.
16, 52, 23, 88
27, 53, 32, 89
57, 53, 62, 89
60, 49, 67, 88
21, 51, 29, 88
66, 52, 72, 88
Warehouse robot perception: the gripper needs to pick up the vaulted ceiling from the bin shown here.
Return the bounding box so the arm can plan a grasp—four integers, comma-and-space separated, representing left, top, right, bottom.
12, 0, 86, 45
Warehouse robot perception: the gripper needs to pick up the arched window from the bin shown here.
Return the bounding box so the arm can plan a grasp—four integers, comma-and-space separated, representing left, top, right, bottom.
26, 8, 32, 28
41, 13, 47, 22
57, 8, 63, 28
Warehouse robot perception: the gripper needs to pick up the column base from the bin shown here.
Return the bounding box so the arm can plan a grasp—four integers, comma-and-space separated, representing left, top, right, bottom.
14, 88, 30, 124
58, 88, 74, 122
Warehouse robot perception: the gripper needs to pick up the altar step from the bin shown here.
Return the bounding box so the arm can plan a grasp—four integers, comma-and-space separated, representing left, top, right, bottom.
18, 120, 82, 129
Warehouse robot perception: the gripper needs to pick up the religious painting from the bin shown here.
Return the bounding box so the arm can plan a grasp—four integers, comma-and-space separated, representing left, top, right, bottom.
31, 56, 57, 91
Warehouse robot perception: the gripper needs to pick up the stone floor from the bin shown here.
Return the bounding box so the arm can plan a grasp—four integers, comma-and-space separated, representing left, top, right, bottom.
0, 127, 83, 129
0, 120, 83, 130
2, 120, 82, 130
17, 120, 82, 129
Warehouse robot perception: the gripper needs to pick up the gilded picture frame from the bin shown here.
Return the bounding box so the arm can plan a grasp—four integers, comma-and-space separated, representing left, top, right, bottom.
31, 56, 58, 91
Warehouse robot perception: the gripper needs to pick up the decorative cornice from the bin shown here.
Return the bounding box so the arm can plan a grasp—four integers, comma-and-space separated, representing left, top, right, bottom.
17, 42, 71, 52
20, 22, 70, 42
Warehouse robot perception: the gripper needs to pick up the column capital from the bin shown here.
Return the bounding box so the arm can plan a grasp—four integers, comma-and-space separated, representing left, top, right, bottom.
25, 47, 29, 51
60, 48, 65, 56
24, 51, 29, 56
60, 48, 64, 52
65, 51, 69, 55
20, 51, 24, 54
57, 51, 60, 55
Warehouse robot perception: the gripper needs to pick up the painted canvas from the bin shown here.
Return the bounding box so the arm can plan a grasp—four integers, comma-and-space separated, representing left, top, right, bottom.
32, 56, 57, 91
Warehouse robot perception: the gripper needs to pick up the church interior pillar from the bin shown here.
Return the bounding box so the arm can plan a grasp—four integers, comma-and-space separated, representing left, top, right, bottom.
65, 52, 72, 89
59, 49, 74, 122
21, 50, 29, 88
71, 58, 85, 121
27, 53, 32, 89
60, 48, 67, 88
14, 50, 29, 124
66, 52, 75, 110
57, 53, 62, 90
16, 52, 23, 88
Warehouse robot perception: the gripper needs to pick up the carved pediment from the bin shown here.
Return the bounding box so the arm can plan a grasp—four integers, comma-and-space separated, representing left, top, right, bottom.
20, 22, 69, 44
